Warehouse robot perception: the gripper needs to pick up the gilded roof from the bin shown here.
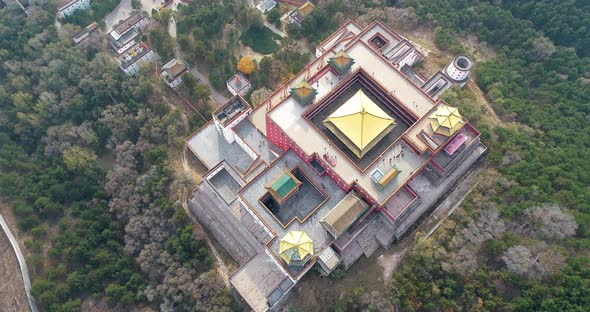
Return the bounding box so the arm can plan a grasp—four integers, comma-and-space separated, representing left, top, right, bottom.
297, 1, 315, 16
279, 231, 314, 265
323, 90, 395, 151
293, 80, 314, 98
332, 51, 353, 67
320, 193, 368, 237
428, 104, 464, 136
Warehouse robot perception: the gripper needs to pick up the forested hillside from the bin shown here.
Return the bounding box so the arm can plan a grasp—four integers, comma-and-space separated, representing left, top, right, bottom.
0, 4, 230, 311
1, 0, 589, 311
390, 0, 590, 311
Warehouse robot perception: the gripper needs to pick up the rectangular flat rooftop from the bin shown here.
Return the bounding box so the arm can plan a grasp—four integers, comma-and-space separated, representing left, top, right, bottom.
187, 122, 255, 174
230, 253, 292, 312
208, 167, 242, 204
214, 95, 249, 126
226, 73, 250, 94
116, 41, 151, 69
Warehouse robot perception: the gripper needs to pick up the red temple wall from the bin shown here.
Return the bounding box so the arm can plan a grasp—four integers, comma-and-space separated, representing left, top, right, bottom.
266, 116, 291, 151
266, 115, 383, 208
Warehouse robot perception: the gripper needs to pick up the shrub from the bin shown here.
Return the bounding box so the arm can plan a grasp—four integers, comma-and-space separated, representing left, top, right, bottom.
31, 224, 49, 238
240, 26, 280, 54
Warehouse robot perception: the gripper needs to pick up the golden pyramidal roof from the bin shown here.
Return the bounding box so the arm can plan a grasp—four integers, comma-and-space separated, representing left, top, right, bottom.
323, 90, 396, 155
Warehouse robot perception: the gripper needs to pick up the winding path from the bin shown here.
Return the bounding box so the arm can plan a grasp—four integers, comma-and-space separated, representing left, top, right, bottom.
0, 214, 38, 312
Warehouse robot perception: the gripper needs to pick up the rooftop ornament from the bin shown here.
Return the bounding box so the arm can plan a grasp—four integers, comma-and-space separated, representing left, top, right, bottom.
328, 51, 355, 75
290, 80, 318, 105
323, 89, 396, 158
279, 231, 314, 266
428, 104, 464, 136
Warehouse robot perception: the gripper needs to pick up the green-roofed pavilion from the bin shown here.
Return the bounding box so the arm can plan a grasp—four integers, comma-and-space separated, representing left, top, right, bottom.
265, 170, 302, 204
328, 51, 355, 75
290, 80, 318, 105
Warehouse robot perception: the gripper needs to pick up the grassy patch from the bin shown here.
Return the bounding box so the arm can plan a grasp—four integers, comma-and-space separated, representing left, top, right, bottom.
240, 26, 280, 54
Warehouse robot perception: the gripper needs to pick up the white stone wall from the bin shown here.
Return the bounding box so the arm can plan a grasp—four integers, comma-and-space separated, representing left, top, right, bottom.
227, 83, 252, 97
121, 50, 155, 76
397, 49, 420, 68
445, 63, 469, 81
166, 76, 183, 89
234, 133, 258, 160
315, 48, 323, 58
213, 117, 236, 143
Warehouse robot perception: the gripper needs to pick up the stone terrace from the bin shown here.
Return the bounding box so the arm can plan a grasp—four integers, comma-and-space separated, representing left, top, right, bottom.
187, 122, 255, 174
239, 150, 346, 255
260, 167, 328, 226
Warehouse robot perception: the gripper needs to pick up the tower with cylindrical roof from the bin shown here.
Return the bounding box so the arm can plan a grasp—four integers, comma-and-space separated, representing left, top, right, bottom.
444, 55, 473, 87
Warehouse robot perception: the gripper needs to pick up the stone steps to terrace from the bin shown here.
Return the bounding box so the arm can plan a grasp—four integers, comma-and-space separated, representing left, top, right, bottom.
188, 183, 262, 266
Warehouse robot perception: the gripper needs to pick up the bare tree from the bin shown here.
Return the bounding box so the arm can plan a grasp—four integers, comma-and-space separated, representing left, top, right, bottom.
502, 245, 533, 276
521, 204, 578, 240
529, 36, 556, 61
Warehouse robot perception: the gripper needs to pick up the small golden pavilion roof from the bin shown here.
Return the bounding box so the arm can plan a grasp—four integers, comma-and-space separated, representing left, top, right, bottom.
279, 231, 314, 265
328, 51, 355, 74
290, 80, 317, 104
428, 104, 464, 136
297, 1, 315, 17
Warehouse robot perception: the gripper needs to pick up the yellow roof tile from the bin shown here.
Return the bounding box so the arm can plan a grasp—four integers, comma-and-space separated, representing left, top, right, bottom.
428, 104, 464, 136
323, 90, 395, 151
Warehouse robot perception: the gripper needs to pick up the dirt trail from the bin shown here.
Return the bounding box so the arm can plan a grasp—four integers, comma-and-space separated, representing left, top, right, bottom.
160, 77, 231, 288
0, 222, 29, 312
0, 201, 37, 312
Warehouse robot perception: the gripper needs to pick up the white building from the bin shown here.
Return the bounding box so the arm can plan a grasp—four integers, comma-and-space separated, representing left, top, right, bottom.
226, 73, 252, 97
72, 22, 98, 46
212, 95, 253, 146
161, 58, 189, 88
108, 12, 148, 54
443, 55, 473, 87
116, 41, 155, 76
57, 0, 90, 18
256, 0, 276, 13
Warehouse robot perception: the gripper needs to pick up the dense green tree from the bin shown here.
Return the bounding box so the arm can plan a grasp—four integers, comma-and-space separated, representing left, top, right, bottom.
267, 7, 282, 28
388, 1, 590, 310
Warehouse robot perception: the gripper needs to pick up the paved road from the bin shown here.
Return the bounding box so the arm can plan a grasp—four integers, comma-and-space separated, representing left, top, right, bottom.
168, 15, 177, 38
188, 67, 230, 106
247, 0, 287, 38
104, 0, 132, 32
264, 21, 286, 38
0, 214, 38, 312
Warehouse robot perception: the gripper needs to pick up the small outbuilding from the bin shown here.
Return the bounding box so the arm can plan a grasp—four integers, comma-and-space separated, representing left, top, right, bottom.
161, 58, 189, 88
320, 193, 369, 239
256, 0, 277, 13
226, 73, 252, 97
